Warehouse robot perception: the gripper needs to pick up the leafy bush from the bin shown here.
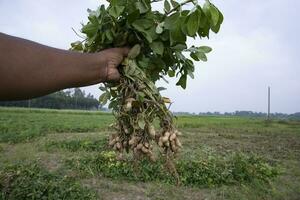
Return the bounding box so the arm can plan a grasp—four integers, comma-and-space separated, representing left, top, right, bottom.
0, 163, 96, 200
45, 138, 108, 152
67, 151, 279, 187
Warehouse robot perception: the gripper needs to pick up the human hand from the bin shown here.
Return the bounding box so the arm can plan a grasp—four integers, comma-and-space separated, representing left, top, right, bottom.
97, 47, 130, 82
0, 33, 130, 100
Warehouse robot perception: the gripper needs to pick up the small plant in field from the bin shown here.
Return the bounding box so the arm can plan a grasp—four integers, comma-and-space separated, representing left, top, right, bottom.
71, 0, 223, 161
0, 163, 97, 199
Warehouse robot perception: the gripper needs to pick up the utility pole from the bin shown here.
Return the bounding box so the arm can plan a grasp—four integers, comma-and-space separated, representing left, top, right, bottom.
267, 86, 270, 120
28, 99, 31, 109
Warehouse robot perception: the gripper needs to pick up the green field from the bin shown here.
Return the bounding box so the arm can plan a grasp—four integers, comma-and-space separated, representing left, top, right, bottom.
0, 107, 300, 199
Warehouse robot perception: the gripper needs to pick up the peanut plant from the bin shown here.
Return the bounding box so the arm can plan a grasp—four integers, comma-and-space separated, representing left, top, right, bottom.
71, 0, 223, 162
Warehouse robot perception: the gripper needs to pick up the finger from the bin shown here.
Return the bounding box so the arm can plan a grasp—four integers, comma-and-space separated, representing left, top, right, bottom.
107, 68, 120, 81
119, 47, 130, 56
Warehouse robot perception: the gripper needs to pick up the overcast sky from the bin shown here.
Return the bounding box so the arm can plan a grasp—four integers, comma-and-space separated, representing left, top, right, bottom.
1, 0, 299, 114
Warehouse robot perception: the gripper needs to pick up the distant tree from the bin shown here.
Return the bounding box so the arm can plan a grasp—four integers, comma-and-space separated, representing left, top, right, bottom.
0, 88, 99, 110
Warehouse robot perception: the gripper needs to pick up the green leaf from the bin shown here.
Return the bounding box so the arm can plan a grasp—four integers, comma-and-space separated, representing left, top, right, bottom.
188, 70, 194, 79
211, 10, 223, 33
171, 44, 187, 51
203, 1, 211, 18
170, 0, 180, 8
198, 24, 210, 38
127, 10, 140, 23
186, 10, 200, 36
159, 31, 169, 41
198, 46, 212, 53
138, 26, 158, 43
164, 12, 180, 30
199, 14, 208, 29
164, 0, 171, 12
99, 92, 109, 105
176, 74, 187, 89
211, 24, 220, 34
150, 41, 164, 55
81, 22, 98, 37
99, 86, 106, 91
169, 16, 186, 45
157, 87, 167, 91
108, 100, 118, 109
109, 0, 121, 6
108, 5, 125, 18
170, 26, 186, 45
128, 44, 141, 59
132, 19, 153, 31
168, 70, 175, 77
190, 52, 199, 61
135, 1, 149, 14
70, 41, 83, 51
138, 57, 150, 68
210, 4, 219, 26
218, 10, 224, 26
142, 31, 153, 43
147, 26, 159, 41
178, 11, 189, 35
105, 30, 114, 41
196, 52, 207, 61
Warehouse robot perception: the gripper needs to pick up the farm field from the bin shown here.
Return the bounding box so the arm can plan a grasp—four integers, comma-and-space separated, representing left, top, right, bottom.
0, 107, 300, 200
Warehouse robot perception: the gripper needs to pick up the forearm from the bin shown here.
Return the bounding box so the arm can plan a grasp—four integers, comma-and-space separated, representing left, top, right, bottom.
0, 33, 105, 100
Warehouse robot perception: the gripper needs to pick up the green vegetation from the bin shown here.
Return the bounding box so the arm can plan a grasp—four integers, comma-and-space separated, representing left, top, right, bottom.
177, 115, 300, 134
0, 163, 96, 200
0, 107, 300, 199
1, 107, 298, 143
0, 88, 99, 110
67, 150, 278, 187
0, 107, 113, 143
46, 138, 108, 152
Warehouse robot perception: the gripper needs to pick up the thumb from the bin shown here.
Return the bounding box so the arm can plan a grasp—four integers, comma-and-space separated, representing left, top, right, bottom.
118, 47, 130, 57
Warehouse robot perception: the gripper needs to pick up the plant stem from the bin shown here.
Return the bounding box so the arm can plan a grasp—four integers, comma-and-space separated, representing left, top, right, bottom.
165, 0, 195, 15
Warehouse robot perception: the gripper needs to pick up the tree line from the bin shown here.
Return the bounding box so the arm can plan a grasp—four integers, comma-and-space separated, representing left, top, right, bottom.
0, 88, 99, 110
174, 111, 300, 120
1, 91, 299, 120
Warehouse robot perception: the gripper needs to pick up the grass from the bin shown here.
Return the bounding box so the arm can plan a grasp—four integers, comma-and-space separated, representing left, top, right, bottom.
0, 107, 300, 199
45, 138, 108, 152
177, 115, 300, 135
1, 107, 298, 143
0, 107, 113, 143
